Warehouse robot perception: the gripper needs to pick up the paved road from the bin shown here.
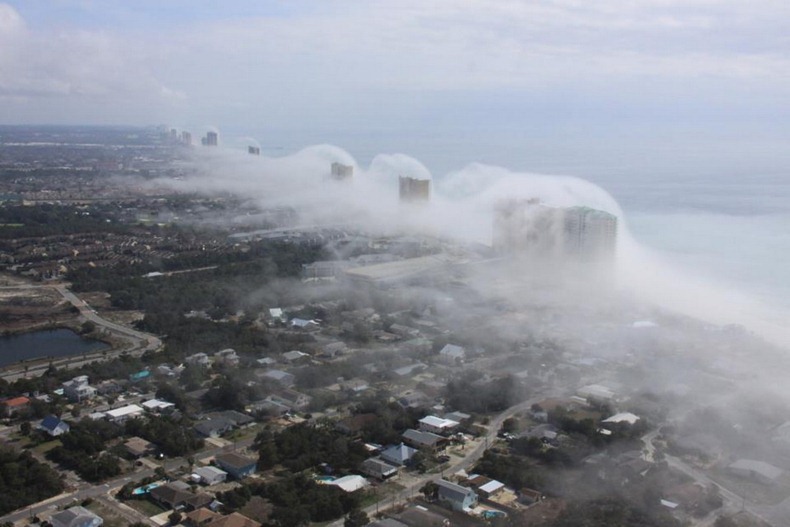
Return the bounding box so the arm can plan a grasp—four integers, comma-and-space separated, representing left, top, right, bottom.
0, 435, 256, 524
329, 394, 553, 526
0, 283, 162, 381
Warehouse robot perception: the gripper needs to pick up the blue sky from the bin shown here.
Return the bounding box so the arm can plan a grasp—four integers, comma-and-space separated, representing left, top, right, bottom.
1, 0, 788, 145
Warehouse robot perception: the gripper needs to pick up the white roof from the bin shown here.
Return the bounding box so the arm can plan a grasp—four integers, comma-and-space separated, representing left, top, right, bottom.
577, 384, 615, 400
269, 308, 284, 317
106, 404, 144, 418
478, 480, 505, 494
420, 415, 460, 429
194, 466, 227, 477
328, 475, 369, 492
633, 320, 658, 328
142, 399, 175, 410
602, 412, 640, 425
660, 499, 679, 509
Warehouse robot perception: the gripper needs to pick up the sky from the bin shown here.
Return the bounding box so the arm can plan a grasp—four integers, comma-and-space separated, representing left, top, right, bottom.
1, 0, 789, 142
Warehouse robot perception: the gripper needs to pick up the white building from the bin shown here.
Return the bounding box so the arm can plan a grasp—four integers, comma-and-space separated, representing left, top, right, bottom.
105, 404, 144, 423
419, 415, 460, 435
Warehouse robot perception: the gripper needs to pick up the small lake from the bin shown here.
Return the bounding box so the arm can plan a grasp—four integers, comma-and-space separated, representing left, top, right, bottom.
0, 328, 109, 368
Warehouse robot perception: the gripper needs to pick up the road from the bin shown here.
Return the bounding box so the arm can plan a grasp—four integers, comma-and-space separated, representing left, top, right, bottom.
0, 282, 162, 381
0, 435, 256, 524
328, 395, 550, 526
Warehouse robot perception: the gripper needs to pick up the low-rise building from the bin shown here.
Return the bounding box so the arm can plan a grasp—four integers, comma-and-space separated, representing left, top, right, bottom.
39, 415, 70, 437
49, 505, 103, 527
105, 404, 144, 423
361, 457, 399, 480
193, 465, 228, 485
436, 479, 478, 511
380, 443, 418, 467
124, 436, 156, 458
418, 415, 459, 435
215, 452, 257, 479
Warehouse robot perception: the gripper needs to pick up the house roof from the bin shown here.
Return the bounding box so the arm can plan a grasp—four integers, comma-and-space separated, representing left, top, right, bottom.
194, 418, 234, 436
216, 452, 256, 470
106, 404, 144, 418
439, 344, 465, 358
124, 436, 154, 456
478, 480, 505, 495
194, 466, 228, 479
205, 512, 262, 527
4, 396, 30, 407
150, 482, 195, 506
40, 414, 68, 432
602, 412, 640, 425
327, 475, 369, 493
437, 479, 476, 503
380, 443, 417, 465
185, 508, 222, 523
402, 429, 444, 447
50, 506, 102, 527
419, 415, 459, 430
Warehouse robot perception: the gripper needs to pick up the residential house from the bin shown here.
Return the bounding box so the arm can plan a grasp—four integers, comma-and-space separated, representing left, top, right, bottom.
361, 457, 399, 480
327, 475, 369, 493
266, 389, 311, 411
215, 452, 257, 479
290, 318, 319, 331
380, 443, 418, 467
258, 369, 295, 387
256, 357, 276, 367
142, 399, 176, 414
436, 479, 478, 511
193, 466, 228, 485
321, 341, 347, 359
184, 508, 222, 527
204, 512, 262, 527
39, 415, 70, 437
150, 481, 195, 510
418, 416, 459, 435
341, 378, 370, 394
397, 390, 429, 409
49, 505, 103, 527
438, 344, 465, 364
194, 418, 234, 438
3, 396, 30, 416
185, 353, 211, 367
395, 505, 451, 527
443, 411, 471, 424
105, 404, 144, 423
124, 436, 156, 458
282, 350, 308, 363
402, 429, 446, 452
215, 349, 240, 367
63, 376, 97, 403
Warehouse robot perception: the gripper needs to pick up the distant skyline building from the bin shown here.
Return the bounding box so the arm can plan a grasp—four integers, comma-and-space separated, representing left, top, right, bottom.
204, 131, 218, 147
493, 199, 617, 263
181, 131, 192, 146
248, 146, 260, 155
331, 162, 353, 180
399, 176, 430, 203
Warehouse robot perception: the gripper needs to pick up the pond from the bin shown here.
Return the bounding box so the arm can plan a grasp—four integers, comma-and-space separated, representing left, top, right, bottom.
0, 328, 109, 367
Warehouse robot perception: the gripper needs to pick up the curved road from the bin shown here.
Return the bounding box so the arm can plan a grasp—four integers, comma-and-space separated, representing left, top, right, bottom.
0, 283, 161, 380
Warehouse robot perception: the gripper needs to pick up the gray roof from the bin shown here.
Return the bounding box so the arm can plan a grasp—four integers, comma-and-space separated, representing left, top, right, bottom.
402, 429, 443, 447
437, 479, 476, 502
380, 443, 417, 465
50, 506, 102, 527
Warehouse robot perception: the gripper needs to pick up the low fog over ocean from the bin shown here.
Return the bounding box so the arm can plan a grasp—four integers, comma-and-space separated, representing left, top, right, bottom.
215, 126, 790, 347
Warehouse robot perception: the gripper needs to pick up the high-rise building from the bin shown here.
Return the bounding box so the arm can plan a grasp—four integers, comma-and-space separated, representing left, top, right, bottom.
205, 131, 218, 147
181, 131, 192, 146
493, 199, 617, 262
331, 162, 353, 180
248, 146, 260, 155
399, 176, 430, 203
562, 206, 617, 261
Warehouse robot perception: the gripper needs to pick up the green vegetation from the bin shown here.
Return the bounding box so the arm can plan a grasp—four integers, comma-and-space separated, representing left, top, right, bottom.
46, 419, 123, 482
550, 497, 680, 527
0, 447, 65, 515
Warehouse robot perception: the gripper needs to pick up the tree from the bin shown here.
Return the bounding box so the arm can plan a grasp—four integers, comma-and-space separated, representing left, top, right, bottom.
501, 417, 519, 434
344, 509, 369, 527
168, 511, 182, 525
19, 421, 31, 436
80, 321, 96, 334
